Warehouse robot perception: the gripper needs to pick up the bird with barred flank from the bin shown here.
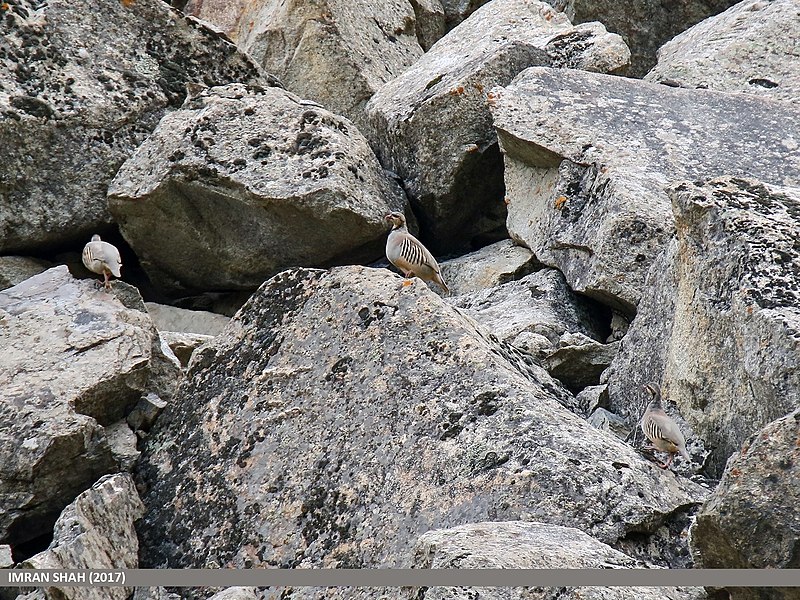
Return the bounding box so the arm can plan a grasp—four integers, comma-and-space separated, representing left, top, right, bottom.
640, 382, 690, 469
82, 234, 122, 292
385, 212, 448, 294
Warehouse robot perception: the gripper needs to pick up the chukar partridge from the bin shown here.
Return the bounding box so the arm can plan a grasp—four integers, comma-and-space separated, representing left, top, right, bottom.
641, 382, 690, 469
385, 212, 448, 294
82, 234, 122, 291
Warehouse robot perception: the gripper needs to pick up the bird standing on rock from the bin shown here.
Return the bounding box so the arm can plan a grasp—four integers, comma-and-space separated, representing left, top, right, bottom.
385, 212, 449, 294
640, 382, 690, 469
82, 234, 122, 291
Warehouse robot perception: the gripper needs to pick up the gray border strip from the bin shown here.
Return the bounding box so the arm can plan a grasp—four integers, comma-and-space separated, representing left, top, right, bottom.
2, 569, 800, 588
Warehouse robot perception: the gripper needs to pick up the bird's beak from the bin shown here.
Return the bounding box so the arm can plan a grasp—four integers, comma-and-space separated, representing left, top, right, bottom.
384, 214, 393, 221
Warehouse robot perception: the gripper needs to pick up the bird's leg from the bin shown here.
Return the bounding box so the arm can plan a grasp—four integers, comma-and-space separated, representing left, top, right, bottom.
103, 271, 112, 292
662, 453, 675, 469
402, 272, 414, 287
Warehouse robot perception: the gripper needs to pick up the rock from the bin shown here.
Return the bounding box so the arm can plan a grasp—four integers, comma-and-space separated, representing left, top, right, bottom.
690, 409, 800, 589
0, 0, 271, 254
145, 302, 230, 336
131, 588, 181, 600
559, 0, 740, 76
235, 0, 424, 130
21, 474, 144, 600
576, 384, 609, 416
407, 521, 704, 600
0, 267, 175, 546
439, 240, 538, 296
588, 408, 630, 441
108, 83, 408, 295
127, 393, 169, 433
645, 0, 800, 102
449, 269, 610, 354
608, 177, 800, 476
105, 422, 141, 472
183, 0, 247, 40
160, 331, 215, 368
409, 0, 447, 50
491, 67, 800, 314
208, 590, 258, 600
545, 333, 619, 393
0, 257, 52, 291
137, 266, 705, 576
0, 545, 11, 568
438, 0, 491, 28
365, 0, 630, 253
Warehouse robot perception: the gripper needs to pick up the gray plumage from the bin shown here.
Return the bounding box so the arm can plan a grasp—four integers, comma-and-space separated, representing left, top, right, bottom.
82, 234, 122, 291
641, 382, 690, 468
385, 212, 448, 294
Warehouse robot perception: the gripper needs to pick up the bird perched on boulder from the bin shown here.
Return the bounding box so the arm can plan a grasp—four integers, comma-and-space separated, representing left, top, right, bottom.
82, 234, 122, 291
640, 382, 690, 469
385, 212, 448, 294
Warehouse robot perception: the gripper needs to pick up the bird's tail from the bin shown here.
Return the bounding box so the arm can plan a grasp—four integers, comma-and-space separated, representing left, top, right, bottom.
435, 272, 449, 295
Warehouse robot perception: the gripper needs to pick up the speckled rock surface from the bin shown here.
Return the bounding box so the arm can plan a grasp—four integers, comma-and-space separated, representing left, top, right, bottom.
449, 269, 610, 359
409, 0, 446, 50
491, 67, 800, 314
645, 0, 800, 102
21, 474, 144, 600
0, 257, 52, 291
145, 302, 230, 336
233, 0, 423, 131
0, 0, 271, 254
691, 409, 800, 595
365, 0, 629, 253
608, 177, 800, 477
0, 267, 178, 546
439, 240, 538, 296
406, 521, 705, 600
136, 266, 705, 595
545, 334, 619, 393
108, 83, 407, 295
563, 0, 739, 76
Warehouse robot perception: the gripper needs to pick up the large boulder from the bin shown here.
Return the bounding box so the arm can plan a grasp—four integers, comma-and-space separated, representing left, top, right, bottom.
607, 177, 800, 476
449, 268, 610, 363
0, 257, 52, 291
690, 408, 800, 594
108, 83, 408, 295
439, 239, 538, 296
407, 521, 705, 600
145, 302, 230, 336
137, 266, 704, 585
490, 67, 800, 314
556, 0, 740, 76
233, 0, 424, 130
20, 474, 144, 600
365, 0, 630, 253
0, 267, 179, 546
645, 0, 800, 102
0, 0, 271, 254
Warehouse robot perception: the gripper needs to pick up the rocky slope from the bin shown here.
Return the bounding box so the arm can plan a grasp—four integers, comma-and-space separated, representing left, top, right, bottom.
1, 0, 798, 599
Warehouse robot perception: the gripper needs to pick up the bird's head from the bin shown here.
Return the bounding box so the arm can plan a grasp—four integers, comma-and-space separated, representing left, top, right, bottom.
91, 234, 101, 242
643, 382, 662, 402
385, 212, 406, 229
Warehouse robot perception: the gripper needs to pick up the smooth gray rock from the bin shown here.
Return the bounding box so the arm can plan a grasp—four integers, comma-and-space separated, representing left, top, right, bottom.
105, 422, 141, 473
691, 409, 800, 598
160, 331, 215, 368
546, 333, 619, 393
0, 0, 270, 254
409, 0, 447, 50
365, 0, 629, 253
235, 0, 424, 131
439, 240, 538, 296
0, 267, 176, 546
108, 83, 408, 295
407, 521, 705, 600
491, 67, 800, 314
609, 177, 800, 477
145, 302, 230, 336
137, 266, 704, 586
127, 393, 169, 433
645, 0, 800, 103
21, 474, 144, 600
0, 545, 11, 568
576, 384, 609, 417
450, 269, 610, 353
0, 257, 52, 291
588, 408, 630, 441
559, 0, 740, 76
183, 0, 247, 40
